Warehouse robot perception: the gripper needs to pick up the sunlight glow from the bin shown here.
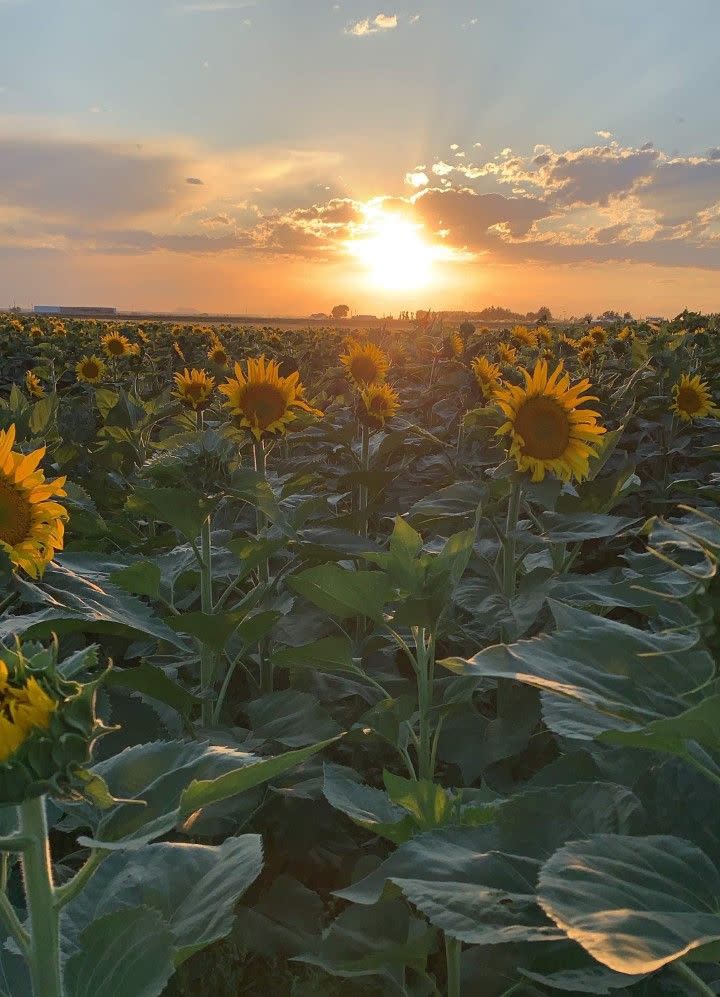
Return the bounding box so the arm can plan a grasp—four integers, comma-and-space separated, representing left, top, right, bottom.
347, 207, 450, 291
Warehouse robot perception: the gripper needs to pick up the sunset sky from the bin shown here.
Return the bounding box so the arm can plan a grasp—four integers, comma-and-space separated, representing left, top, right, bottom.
1, 0, 720, 316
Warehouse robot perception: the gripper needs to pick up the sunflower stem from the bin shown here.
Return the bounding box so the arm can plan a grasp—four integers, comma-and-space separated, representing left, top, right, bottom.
502, 478, 523, 603
199, 514, 215, 727
359, 422, 370, 538
18, 795, 63, 997
253, 439, 273, 694
445, 935, 462, 997
670, 962, 717, 996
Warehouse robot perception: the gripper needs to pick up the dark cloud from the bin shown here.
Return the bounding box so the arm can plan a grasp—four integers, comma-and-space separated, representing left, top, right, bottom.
185, 176, 205, 185
412, 187, 552, 243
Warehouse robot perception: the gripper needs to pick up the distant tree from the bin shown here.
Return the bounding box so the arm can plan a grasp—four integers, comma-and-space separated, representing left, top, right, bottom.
331, 304, 350, 319
583, 313, 593, 324
601, 309, 621, 321
536, 305, 552, 322
459, 320, 476, 336
623, 311, 633, 321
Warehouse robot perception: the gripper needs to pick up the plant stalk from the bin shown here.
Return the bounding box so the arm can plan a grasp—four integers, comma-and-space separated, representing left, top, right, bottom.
670, 961, 717, 996
199, 513, 215, 726
502, 478, 523, 601
359, 422, 370, 538
19, 796, 63, 997
253, 438, 273, 694
445, 934, 462, 997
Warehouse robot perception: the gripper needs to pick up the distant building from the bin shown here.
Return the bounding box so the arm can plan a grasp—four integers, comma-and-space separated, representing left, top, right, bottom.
34, 305, 117, 317
646, 315, 665, 322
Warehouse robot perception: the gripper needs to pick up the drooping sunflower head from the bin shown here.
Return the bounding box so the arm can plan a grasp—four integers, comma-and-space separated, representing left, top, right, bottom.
512, 324, 537, 348
340, 341, 390, 388
173, 368, 215, 411
101, 332, 133, 358
495, 359, 606, 482
497, 342, 518, 365
0, 643, 106, 803
578, 347, 596, 366
670, 373, 719, 422
75, 355, 107, 384
219, 356, 322, 440
136, 327, 150, 346
51, 322, 67, 338
207, 341, 229, 367
536, 325, 553, 346
616, 326, 632, 342
471, 356, 503, 400
0, 425, 68, 577
28, 325, 43, 340
589, 325, 608, 345
449, 332, 465, 358
25, 371, 44, 398
360, 383, 400, 426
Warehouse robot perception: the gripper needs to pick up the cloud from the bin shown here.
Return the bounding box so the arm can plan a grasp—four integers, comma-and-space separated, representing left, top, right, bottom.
346, 13, 397, 36
405, 171, 429, 187
185, 176, 204, 185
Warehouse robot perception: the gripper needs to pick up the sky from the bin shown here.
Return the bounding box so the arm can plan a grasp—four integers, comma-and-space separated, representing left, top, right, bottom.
1, 0, 720, 316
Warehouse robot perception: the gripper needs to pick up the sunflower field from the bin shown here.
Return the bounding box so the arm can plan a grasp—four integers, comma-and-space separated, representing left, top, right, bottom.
0, 309, 719, 997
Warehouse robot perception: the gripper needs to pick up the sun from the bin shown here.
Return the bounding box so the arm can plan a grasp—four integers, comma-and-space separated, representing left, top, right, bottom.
347, 208, 439, 291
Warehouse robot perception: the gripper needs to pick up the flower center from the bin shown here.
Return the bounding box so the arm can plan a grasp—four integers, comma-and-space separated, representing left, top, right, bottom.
676, 386, 702, 414
185, 383, 205, 401
514, 396, 571, 460
350, 355, 380, 384
0, 480, 32, 547
83, 361, 99, 379
107, 339, 125, 356
242, 385, 287, 428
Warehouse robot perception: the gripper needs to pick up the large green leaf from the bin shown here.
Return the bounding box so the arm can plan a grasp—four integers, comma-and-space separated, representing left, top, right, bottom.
271, 635, 361, 676
64, 907, 175, 997
63, 834, 263, 963
323, 763, 414, 844
289, 564, 392, 622
538, 834, 720, 974
244, 691, 341, 747
131, 486, 214, 539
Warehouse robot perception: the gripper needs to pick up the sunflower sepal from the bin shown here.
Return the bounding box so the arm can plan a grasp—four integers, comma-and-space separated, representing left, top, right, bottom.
0, 642, 108, 805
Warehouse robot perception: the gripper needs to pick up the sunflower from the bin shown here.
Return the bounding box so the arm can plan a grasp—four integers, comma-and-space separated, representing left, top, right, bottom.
578, 335, 595, 351
495, 359, 606, 483
219, 356, 322, 440
471, 356, 503, 399
0, 658, 56, 764
207, 341, 229, 367
0, 425, 68, 577
360, 383, 400, 425
75, 355, 107, 384
536, 326, 553, 346
497, 342, 518, 365
340, 341, 390, 388
589, 325, 608, 345
173, 368, 215, 411
101, 332, 134, 358
173, 341, 186, 362
51, 322, 67, 338
670, 373, 719, 421
578, 347, 595, 366
512, 324, 537, 348
449, 332, 465, 358
25, 371, 44, 399
136, 327, 150, 346
28, 325, 43, 340
617, 326, 632, 342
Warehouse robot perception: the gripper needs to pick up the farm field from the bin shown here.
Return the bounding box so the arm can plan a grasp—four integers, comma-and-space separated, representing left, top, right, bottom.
0, 309, 719, 997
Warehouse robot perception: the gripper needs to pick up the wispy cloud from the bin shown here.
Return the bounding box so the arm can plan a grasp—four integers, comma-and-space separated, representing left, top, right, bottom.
346, 13, 397, 36
176, 1, 255, 13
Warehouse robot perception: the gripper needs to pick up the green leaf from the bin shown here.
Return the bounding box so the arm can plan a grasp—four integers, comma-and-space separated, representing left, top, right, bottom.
244, 691, 341, 747
538, 834, 720, 974
600, 695, 720, 758
382, 771, 453, 831
110, 561, 162, 600
271, 635, 360, 676
289, 564, 392, 622
64, 907, 175, 997
132, 486, 213, 539
323, 763, 414, 844
106, 662, 199, 721
63, 835, 263, 965
233, 875, 324, 959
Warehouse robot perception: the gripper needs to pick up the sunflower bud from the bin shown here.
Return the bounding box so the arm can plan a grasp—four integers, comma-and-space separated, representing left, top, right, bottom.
0, 643, 105, 804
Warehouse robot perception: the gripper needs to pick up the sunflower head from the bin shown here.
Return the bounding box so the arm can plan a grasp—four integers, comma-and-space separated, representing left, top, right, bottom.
471, 356, 503, 401
0, 643, 105, 804
28, 325, 43, 339
495, 359, 606, 482
449, 332, 465, 358
617, 326, 632, 342
76, 355, 107, 384
173, 367, 215, 411
101, 332, 134, 358
219, 356, 322, 440
208, 342, 229, 367
512, 324, 537, 348
589, 325, 608, 345
670, 373, 719, 421
0, 425, 68, 577
25, 371, 44, 398
497, 342, 518, 365
340, 341, 390, 388
578, 335, 595, 351
360, 383, 400, 426
536, 325, 553, 345
578, 347, 596, 366
51, 322, 67, 338
173, 340, 186, 362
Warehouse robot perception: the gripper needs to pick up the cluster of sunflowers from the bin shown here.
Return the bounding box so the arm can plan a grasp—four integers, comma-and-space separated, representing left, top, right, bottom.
339, 339, 400, 424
